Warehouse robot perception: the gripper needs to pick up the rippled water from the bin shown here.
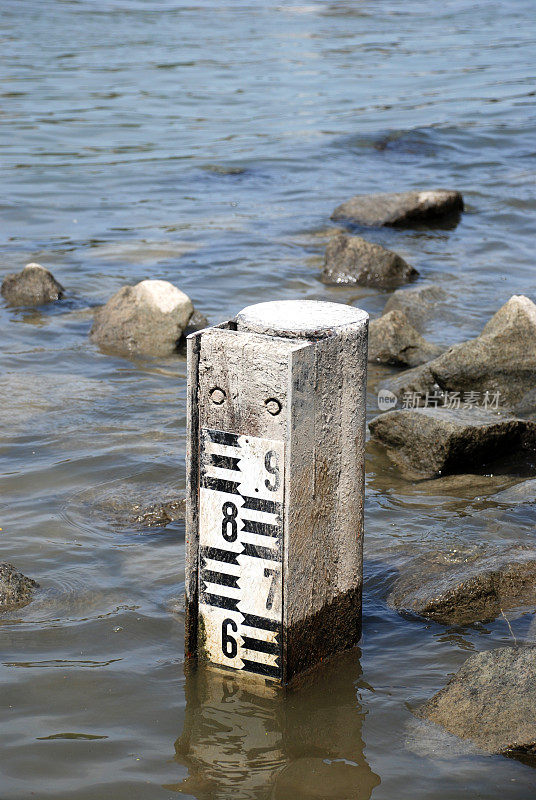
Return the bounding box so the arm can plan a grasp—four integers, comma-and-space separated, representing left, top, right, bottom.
2, 1, 536, 797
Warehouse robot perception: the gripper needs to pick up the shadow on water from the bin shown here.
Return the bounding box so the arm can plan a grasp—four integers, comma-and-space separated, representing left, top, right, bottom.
166, 651, 380, 800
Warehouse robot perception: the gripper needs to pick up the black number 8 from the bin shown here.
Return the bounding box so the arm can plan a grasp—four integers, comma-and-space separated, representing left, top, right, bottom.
221, 501, 238, 542
222, 618, 238, 658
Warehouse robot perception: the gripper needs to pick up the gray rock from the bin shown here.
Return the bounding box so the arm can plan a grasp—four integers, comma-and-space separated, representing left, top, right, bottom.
331, 189, 463, 227
388, 546, 536, 625
368, 406, 536, 480
382, 295, 536, 408
178, 309, 209, 353
91, 279, 194, 356
416, 646, 536, 756
0, 563, 38, 612
1, 263, 64, 306
369, 310, 443, 367
383, 283, 448, 332
490, 478, 536, 505
133, 498, 186, 527
515, 387, 536, 415
322, 234, 418, 287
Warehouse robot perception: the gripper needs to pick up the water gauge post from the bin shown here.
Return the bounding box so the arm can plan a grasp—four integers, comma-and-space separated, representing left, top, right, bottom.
185, 300, 368, 684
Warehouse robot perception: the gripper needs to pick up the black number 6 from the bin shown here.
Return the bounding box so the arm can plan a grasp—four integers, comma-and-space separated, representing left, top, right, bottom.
222, 618, 238, 658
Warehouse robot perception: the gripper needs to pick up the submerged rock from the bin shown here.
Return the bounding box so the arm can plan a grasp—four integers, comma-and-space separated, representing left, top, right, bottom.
382, 283, 448, 332
490, 478, 536, 505
1, 263, 64, 306
0, 563, 38, 612
388, 547, 536, 625
331, 189, 463, 227
416, 646, 536, 756
368, 407, 536, 480
382, 295, 536, 408
133, 498, 186, 527
368, 310, 443, 367
322, 233, 418, 287
91, 279, 194, 356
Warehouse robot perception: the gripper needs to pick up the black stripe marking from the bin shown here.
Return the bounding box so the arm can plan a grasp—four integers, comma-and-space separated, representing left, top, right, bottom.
242, 659, 281, 679
241, 542, 281, 562
207, 430, 240, 447
242, 613, 280, 632
241, 495, 281, 515
241, 518, 280, 538
242, 636, 280, 656
210, 454, 241, 471
200, 569, 239, 589
200, 592, 239, 611
200, 546, 239, 565
201, 475, 240, 495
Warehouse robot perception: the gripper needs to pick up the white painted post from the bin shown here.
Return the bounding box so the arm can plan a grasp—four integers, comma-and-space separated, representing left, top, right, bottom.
186, 300, 368, 684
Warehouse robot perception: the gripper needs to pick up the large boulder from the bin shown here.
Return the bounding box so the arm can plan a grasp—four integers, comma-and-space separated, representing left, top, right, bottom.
368, 407, 536, 480
1, 263, 64, 306
0, 563, 38, 612
416, 646, 536, 756
322, 234, 418, 287
369, 311, 443, 367
382, 295, 536, 408
91, 279, 194, 356
388, 547, 536, 625
382, 283, 448, 332
331, 189, 463, 227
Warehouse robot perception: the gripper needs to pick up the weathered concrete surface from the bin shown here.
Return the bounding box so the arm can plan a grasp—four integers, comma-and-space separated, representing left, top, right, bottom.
322, 233, 418, 287
368, 407, 536, 480
382, 295, 536, 408
388, 547, 536, 625
331, 189, 463, 227
0, 563, 38, 612
368, 310, 443, 367
416, 646, 536, 756
382, 283, 448, 332
91, 279, 194, 356
1, 263, 64, 306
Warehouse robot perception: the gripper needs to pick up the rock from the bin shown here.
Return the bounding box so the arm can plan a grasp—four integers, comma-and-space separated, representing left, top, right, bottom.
515, 387, 536, 415
368, 310, 443, 367
490, 478, 536, 505
90, 279, 194, 356
382, 295, 536, 408
1, 263, 64, 306
388, 546, 536, 625
368, 406, 536, 480
321, 234, 418, 287
383, 283, 448, 332
416, 646, 536, 756
0, 563, 38, 612
331, 189, 463, 227
133, 498, 186, 527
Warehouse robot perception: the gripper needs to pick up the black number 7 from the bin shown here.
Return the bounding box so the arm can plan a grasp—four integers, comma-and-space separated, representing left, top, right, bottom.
264, 568, 278, 610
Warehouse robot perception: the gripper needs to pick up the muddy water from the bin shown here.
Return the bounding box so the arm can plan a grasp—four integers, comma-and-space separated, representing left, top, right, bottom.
1, 0, 536, 797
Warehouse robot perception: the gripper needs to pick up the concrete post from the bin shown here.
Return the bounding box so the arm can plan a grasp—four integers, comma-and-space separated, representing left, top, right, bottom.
185, 300, 368, 684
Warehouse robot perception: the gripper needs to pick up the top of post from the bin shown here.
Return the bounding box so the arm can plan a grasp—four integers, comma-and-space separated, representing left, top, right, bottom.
235, 300, 368, 340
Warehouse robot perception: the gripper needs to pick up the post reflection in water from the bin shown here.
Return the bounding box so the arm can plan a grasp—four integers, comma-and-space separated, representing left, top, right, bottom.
166, 650, 380, 800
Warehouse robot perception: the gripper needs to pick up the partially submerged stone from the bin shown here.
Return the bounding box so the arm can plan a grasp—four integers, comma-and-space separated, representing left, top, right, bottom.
490, 478, 536, 505
322, 234, 418, 287
1, 263, 64, 306
368, 310, 443, 367
388, 547, 536, 625
368, 407, 536, 480
91, 279, 194, 356
133, 498, 186, 527
382, 283, 448, 332
382, 295, 536, 408
331, 189, 463, 227
0, 563, 38, 612
416, 646, 536, 756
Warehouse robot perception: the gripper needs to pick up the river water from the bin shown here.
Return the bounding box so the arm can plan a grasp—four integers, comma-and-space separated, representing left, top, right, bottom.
1, 1, 536, 797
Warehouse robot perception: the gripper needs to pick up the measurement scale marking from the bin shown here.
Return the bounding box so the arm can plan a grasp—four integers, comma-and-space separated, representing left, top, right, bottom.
200, 546, 240, 565
241, 613, 280, 632
241, 519, 279, 537
200, 475, 241, 495
241, 495, 281, 515
210, 454, 241, 471
241, 542, 281, 562
242, 636, 280, 656
200, 591, 240, 612
241, 660, 281, 679
207, 430, 240, 447
200, 568, 240, 589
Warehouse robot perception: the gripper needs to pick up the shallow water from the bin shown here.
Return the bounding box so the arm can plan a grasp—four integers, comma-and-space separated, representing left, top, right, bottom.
1, 0, 536, 797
